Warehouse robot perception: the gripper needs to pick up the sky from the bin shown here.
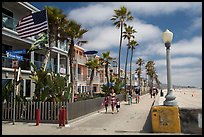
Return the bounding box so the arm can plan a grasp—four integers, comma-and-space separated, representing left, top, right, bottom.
30, 2, 202, 88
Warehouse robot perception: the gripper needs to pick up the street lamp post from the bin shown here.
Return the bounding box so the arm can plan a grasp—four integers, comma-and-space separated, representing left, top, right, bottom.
162, 29, 177, 106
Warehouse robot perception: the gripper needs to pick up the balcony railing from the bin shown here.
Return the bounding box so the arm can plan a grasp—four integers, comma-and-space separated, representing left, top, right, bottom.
2, 56, 58, 73
87, 76, 100, 84
77, 74, 87, 82
34, 60, 57, 73
2, 13, 18, 31
75, 55, 87, 65
2, 56, 30, 70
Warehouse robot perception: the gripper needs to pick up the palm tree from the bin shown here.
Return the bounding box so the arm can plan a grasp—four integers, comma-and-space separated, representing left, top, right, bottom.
85, 58, 100, 97
66, 20, 88, 102
145, 60, 156, 96
154, 71, 161, 89
41, 6, 68, 71
123, 25, 136, 94
129, 40, 139, 94
100, 51, 113, 89
135, 57, 144, 88
111, 6, 133, 79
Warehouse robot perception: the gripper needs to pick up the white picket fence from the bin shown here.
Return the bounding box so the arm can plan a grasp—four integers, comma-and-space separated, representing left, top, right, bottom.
2, 101, 68, 123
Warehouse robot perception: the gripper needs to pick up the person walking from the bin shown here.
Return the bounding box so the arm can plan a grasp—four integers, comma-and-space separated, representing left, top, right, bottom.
135, 86, 140, 103
110, 88, 116, 114
116, 98, 120, 112
103, 95, 109, 113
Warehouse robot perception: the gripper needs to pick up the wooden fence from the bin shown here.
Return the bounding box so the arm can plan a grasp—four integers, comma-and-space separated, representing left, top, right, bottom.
2, 94, 126, 123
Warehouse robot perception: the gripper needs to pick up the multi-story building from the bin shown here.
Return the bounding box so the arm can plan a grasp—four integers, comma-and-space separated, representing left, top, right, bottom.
2, 2, 121, 100
73, 46, 106, 94
2, 2, 69, 99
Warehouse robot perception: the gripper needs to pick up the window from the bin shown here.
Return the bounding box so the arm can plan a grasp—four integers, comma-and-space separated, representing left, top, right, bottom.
78, 67, 81, 74
2, 8, 14, 30
25, 80, 31, 97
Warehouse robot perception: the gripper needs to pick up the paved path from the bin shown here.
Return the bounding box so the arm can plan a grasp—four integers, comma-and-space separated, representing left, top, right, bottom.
3, 88, 201, 135
3, 93, 156, 135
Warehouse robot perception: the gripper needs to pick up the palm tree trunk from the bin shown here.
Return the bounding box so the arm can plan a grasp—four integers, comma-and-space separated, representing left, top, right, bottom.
105, 63, 109, 88
118, 22, 123, 79
41, 32, 51, 71
41, 49, 50, 71
69, 39, 75, 102
90, 69, 95, 97
124, 46, 129, 94
129, 48, 133, 95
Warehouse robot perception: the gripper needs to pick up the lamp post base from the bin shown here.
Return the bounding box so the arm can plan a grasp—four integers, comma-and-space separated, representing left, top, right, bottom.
163, 99, 177, 106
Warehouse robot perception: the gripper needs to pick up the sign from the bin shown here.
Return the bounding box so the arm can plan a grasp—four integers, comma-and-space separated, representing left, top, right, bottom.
60, 67, 66, 74
6, 49, 26, 54
12, 60, 18, 68
6, 52, 23, 61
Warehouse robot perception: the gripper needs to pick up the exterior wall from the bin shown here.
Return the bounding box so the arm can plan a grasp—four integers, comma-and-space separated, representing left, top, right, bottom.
2, 2, 69, 100
2, 2, 39, 100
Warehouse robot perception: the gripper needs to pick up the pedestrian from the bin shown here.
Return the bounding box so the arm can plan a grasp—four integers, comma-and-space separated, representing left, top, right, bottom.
110, 88, 116, 114
103, 95, 109, 113
116, 98, 120, 112
128, 93, 132, 105
135, 86, 140, 103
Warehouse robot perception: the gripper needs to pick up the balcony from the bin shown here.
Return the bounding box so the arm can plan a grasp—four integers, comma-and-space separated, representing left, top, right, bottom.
87, 76, 100, 84
34, 60, 57, 73
2, 13, 18, 31
77, 74, 87, 82
2, 56, 30, 70
75, 55, 87, 65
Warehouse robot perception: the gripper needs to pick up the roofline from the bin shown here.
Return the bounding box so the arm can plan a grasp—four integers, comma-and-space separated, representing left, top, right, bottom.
75, 45, 85, 51
18, 2, 40, 12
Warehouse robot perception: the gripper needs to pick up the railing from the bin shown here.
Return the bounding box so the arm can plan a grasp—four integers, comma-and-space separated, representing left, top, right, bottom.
34, 60, 57, 73
78, 74, 87, 82
2, 13, 18, 31
75, 55, 87, 65
86, 76, 100, 84
2, 56, 57, 73
2, 94, 126, 123
2, 56, 30, 70
2, 101, 68, 123
59, 41, 68, 51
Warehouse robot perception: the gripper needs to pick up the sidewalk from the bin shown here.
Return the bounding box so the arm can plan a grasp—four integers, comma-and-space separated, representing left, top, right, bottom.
2, 93, 152, 135
2, 92, 192, 135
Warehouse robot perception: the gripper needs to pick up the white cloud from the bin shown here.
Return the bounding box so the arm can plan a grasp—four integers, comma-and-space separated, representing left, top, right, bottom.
158, 67, 202, 88
110, 2, 201, 16
172, 36, 202, 56
66, 2, 202, 88
129, 20, 162, 44
83, 26, 120, 51
136, 36, 202, 58
191, 17, 202, 30
155, 57, 201, 67
68, 2, 201, 27
68, 4, 114, 27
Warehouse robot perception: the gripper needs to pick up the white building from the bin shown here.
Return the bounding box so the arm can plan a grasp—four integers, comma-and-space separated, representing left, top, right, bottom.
2, 2, 69, 99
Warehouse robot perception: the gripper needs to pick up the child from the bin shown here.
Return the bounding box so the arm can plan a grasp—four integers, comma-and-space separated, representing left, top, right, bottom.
103, 95, 109, 113
116, 98, 120, 112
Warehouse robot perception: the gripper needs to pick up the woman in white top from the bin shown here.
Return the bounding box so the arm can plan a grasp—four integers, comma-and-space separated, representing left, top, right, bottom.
110, 88, 116, 114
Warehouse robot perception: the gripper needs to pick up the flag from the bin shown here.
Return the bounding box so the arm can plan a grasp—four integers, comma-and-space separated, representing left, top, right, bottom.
16, 10, 48, 39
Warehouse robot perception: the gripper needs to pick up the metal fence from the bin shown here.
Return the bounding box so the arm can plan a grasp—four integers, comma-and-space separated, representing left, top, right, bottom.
2, 94, 126, 123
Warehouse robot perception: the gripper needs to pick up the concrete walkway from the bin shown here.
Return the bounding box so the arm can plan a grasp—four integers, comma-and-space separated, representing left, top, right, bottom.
3, 93, 156, 135
3, 88, 199, 135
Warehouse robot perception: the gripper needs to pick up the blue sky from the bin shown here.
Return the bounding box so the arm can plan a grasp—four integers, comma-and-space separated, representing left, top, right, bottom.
31, 2, 202, 88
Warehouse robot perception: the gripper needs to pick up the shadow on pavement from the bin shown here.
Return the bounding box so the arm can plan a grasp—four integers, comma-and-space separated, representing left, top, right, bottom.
139, 101, 154, 133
